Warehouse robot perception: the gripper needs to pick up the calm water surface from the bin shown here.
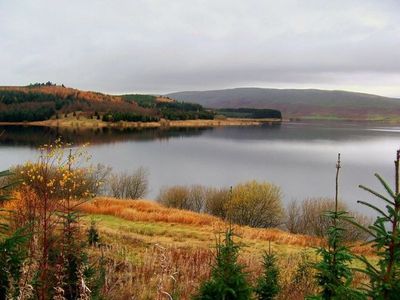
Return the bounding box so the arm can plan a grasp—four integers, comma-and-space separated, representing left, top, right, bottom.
0, 122, 399, 214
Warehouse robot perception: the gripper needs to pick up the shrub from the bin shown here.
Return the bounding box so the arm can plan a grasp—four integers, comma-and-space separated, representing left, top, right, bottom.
158, 181, 284, 228
86, 163, 113, 196
227, 181, 283, 228
188, 185, 207, 212
193, 228, 251, 300
204, 187, 231, 219
108, 167, 149, 199
285, 198, 371, 242
285, 200, 302, 234
157, 185, 209, 212
2, 163, 106, 200
158, 185, 191, 210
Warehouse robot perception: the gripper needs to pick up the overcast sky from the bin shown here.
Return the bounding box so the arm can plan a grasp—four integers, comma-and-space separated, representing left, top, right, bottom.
1, 0, 400, 96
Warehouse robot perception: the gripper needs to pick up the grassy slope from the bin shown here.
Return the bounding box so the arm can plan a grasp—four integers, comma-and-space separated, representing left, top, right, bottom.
79, 198, 321, 251
77, 198, 372, 299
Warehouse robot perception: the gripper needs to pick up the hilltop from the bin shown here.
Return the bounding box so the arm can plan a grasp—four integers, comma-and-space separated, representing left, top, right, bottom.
167, 87, 400, 121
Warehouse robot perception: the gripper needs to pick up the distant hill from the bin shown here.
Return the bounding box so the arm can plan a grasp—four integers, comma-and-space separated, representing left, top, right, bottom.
167, 88, 400, 120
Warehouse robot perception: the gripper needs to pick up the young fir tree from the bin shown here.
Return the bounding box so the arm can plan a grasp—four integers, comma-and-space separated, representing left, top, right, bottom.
352, 150, 400, 299
193, 227, 251, 300
88, 219, 100, 247
254, 242, 280, 300
309, 154, 365, 300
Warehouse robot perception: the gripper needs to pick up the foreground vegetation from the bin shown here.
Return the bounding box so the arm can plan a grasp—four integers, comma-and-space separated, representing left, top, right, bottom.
0, 141, 399, 299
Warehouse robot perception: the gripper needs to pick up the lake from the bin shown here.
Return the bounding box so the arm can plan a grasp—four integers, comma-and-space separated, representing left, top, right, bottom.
0, 122, 399, 214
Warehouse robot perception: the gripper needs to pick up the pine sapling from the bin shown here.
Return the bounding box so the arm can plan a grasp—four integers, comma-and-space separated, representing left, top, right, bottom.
309, 154, 365, 300
87, 220, 100, 247
254, 242, 280, 300
193, 227, 251, 300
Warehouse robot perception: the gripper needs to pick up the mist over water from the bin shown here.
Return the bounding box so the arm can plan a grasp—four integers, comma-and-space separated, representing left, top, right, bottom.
0, 122, 398, 215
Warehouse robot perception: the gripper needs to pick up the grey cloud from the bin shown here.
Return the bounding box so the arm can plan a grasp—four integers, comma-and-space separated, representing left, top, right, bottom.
1, 0, 400, 96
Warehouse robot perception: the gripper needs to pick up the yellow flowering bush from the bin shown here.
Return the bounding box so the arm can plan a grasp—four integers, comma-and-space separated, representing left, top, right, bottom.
3, 139, 110, 206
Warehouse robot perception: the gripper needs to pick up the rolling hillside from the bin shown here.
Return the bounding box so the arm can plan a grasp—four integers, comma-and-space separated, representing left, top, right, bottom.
0, 83, 213, 123
167, 88, 400, 121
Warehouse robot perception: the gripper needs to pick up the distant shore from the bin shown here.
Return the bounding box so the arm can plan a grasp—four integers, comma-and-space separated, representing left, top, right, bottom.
0, 117, 282, 129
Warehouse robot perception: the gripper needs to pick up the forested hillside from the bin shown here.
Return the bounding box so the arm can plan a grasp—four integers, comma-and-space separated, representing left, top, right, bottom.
0, 83, 214, 122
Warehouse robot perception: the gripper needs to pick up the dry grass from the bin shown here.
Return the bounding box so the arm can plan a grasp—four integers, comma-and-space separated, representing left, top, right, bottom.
94, 244, 214, 299
81, 211, 321, 299
2, 195, 375, 299
78, 198, 374, 256
78, 198, 327, 249
93, 242, 323, 300
79, 198, 220, 226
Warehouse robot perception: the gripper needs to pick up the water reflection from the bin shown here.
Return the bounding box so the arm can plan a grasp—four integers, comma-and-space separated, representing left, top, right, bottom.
0, 125, 211, 147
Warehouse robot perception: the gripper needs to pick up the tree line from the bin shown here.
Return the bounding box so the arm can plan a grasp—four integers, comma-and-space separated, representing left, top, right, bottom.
217, 108, 282, 119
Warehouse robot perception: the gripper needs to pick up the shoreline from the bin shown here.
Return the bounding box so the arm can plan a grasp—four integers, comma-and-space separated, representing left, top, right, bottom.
0, 116, 398, 130
0, 117, 282, 129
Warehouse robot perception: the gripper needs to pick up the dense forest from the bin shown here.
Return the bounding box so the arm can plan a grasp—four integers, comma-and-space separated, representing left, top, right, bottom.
122, 94, 215, 120
217, 108, 282, 119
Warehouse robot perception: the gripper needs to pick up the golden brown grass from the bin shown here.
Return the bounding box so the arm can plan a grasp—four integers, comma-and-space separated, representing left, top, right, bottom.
75, 197, 375, 256
3, 195, 374, 299
86, 220, 368, 300
79, 197, 220, 226
78, 198, 326, 249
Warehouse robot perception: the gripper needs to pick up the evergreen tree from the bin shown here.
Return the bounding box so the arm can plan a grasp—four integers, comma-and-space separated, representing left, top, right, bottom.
351, 150, 400, 299
309, 154, 365, 300
254, 243, 280, 300
88, 220, 100, 246
193, 228, 251, 300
